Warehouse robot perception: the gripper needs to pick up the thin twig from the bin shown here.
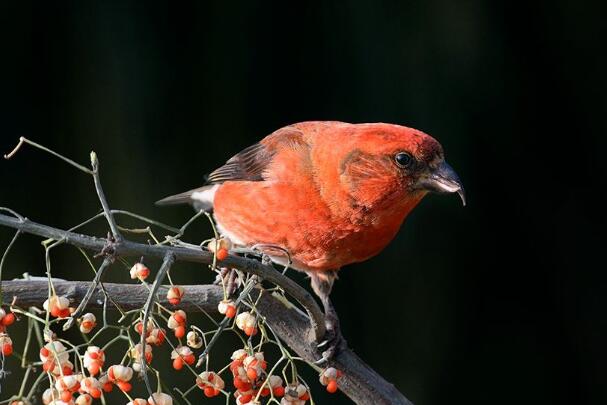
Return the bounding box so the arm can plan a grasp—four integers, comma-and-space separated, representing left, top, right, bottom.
0, 231, 20, 306
4, 137, 93, 174
90, 152, 122, 241
196, 276, 259, 367
140, 252, 175, 402
63, 257, 113, 331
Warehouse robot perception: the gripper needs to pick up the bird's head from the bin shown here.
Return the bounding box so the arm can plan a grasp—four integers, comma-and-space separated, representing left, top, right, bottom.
332, 123, 465, 215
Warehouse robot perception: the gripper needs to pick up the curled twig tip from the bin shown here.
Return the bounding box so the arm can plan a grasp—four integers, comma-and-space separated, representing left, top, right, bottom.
4, 137, 26, 160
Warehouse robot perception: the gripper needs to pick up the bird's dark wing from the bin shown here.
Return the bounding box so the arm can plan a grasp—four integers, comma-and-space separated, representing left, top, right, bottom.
206, 142, 272, 184
206, 126, 305, 184
156, 126, 305, 208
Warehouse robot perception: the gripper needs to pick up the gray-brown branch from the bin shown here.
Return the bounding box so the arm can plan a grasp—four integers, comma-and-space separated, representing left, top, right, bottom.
0, 213, 413, 405
0, 212, 325, 342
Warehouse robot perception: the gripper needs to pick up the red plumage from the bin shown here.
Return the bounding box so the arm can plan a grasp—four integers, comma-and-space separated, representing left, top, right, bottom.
157, 121, 464, 355
159, 121, 463, 274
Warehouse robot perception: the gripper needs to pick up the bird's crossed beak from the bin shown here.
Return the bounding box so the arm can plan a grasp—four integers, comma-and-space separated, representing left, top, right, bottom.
418, 161, 466, 206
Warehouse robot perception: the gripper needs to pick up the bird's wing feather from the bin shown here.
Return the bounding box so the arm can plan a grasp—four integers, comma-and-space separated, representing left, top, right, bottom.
207, 126, 306, 184
206, 142, 271, 183
155, 126, 305, 208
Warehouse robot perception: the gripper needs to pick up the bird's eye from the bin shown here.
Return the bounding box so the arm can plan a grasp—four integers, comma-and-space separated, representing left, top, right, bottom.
395, 152, 413, 168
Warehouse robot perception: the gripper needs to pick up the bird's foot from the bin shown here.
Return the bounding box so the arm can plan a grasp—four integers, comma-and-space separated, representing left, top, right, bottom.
315, 311, 347, 365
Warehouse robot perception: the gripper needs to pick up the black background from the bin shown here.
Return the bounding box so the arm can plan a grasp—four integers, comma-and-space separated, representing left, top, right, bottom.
0, 1, 606, 404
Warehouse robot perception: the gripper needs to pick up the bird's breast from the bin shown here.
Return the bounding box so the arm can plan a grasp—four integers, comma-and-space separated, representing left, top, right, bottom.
213, 180, 422, 272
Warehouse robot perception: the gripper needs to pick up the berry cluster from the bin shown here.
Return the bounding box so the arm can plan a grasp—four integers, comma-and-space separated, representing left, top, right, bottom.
129, 263, 150, 281
196, 371, 225, 398
167, 310, 187, 339
235, 312, 258, 336
0, 308, 16, 357
207, 237, 231, 261
281, 383, 310, 405
319, 367, 342, 394
43, 295, 73, 319
171, 346, 195, 370
7, 255, 345, 405
229, 350, 277, 403
218, 299, 237, 318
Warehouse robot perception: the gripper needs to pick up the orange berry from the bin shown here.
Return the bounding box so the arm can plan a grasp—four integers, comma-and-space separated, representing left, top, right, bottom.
174, 325, 185, 338
216, 248, 228, 261
244, 326, 257, 336
173, 313, 186, 323
116, 381, 132, 392
2, 313, 15, 326
225, 305, 237, 318
63, 366, 73, 375
273, 386, 285, 397
88, 363, 100, 376
60, 391, 72, 402
40, 347, 49, 357
2, 344, 12, 356
153, 329, 166, 345
327, 379, 338, 393
233, 378, 251, 391
50, 306, 61, 317
90, 388, 102, 399
239, 394, 252, 403
300, 392, 310, 400
173, 357, 183, 370
203, 386, 215, 397
102, 382, 113, 393
246, 368, 257, 380
260, 387, 270, 397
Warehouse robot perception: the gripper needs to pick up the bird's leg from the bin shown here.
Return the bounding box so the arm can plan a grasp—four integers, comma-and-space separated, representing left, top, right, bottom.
213, 267, 231, 285
310, 271, 346, 364
213, 267, 242, 297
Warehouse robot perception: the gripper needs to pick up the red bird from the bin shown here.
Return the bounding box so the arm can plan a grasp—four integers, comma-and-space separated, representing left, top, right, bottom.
158, 121, 464, 358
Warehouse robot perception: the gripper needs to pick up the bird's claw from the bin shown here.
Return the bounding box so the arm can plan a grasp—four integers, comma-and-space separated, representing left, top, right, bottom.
314, 338, 343, 365
314, 323, 346, 365
314, 352, 330, 366
317, 339, 330, 349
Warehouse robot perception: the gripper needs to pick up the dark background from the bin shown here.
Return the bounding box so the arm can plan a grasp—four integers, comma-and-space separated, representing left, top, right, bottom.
1, 1, 606, 404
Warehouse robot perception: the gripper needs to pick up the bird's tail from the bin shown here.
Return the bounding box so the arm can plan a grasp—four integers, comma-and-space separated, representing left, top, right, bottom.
155, 185, 218, 212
